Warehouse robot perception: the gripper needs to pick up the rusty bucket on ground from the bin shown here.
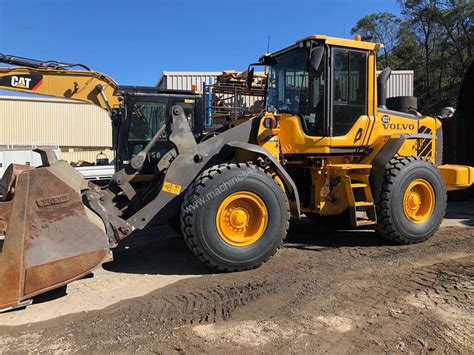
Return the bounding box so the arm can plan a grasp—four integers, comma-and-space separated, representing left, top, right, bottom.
0, 151, 110, 311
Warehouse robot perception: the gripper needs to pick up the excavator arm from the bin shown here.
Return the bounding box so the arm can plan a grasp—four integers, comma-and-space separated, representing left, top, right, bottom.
0, 53, 122, 111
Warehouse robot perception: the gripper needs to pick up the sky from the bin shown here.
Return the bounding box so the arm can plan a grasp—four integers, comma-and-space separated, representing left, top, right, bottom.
0, 0, 400, 86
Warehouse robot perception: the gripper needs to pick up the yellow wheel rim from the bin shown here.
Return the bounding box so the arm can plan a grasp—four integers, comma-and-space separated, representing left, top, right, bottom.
216, 191, 268, 247
403, 179, 435, 224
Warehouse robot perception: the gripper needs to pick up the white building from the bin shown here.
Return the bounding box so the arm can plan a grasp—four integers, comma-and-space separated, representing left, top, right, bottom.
0, 95, 113, 164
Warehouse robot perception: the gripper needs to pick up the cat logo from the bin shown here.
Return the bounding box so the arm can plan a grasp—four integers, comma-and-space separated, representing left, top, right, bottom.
0, 74, 43, 91
11, 76, 32, 88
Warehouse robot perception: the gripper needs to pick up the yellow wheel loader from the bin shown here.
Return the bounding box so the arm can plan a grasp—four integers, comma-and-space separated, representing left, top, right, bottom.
0, 35, 472, 311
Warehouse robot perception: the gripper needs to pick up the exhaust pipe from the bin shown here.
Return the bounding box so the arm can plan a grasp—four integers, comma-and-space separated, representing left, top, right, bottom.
377, 67, 392, 109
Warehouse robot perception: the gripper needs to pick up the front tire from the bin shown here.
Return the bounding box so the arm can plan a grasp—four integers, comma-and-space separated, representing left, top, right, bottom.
375, 156, 447, 244
180, 162, 290, 272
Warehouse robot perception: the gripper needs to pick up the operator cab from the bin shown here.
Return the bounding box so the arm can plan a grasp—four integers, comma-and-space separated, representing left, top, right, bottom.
259, 35, 382, 155
114, 86, 203, 174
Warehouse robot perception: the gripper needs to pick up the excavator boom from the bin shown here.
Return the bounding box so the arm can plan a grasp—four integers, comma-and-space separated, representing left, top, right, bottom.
0, 53, 122, 110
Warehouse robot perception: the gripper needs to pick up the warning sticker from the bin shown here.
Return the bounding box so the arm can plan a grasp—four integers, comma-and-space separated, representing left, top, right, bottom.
162, 182, 182, 195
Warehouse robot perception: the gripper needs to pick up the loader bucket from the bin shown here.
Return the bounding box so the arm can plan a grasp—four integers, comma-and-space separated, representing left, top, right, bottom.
0, 159, 110, 311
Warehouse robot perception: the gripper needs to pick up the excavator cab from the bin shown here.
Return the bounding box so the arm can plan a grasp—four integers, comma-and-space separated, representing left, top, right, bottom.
114, 86, 204, 175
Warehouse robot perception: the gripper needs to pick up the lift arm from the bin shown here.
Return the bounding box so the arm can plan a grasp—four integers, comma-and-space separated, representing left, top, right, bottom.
0, 53, 122, 111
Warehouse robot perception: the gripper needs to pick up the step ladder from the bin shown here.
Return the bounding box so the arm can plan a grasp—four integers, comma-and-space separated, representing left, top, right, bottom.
327, 164, 377, 227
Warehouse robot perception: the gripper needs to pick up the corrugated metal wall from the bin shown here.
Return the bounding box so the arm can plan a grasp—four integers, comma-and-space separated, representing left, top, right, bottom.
0, 96, 111, 146
0, 95, 112, 163
159, 70, 415, 98
377, 70, 414, 98
157, 71, 222, 90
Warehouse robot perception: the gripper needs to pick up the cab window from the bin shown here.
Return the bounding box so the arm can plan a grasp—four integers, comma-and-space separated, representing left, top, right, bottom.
266, 46, 326, 136
128, 101, 172, 174
332, 48, 368, 136
129, 102, 167, 141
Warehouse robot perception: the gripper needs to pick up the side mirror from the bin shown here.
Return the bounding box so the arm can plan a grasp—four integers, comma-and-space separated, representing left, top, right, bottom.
246, 67, 255, 90
439, 107, 455, 119
309, 46, 324, 73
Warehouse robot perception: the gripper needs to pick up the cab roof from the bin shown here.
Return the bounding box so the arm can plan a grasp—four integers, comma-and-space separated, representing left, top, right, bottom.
262, 35, 383, 61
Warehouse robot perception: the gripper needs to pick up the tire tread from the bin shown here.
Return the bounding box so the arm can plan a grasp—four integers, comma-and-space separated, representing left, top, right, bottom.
180, 162, 290, 272
375, 156, 446, 244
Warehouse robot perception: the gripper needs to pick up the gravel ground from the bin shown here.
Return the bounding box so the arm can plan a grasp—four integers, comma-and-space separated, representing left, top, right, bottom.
0, 200, 472, 353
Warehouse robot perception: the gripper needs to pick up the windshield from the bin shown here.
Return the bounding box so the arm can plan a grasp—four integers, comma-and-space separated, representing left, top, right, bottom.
266, 46, 326, 135
266, 47, 309, 114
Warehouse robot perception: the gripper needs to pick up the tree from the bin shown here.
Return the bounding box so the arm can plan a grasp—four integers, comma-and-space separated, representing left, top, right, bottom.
434, 0, 473, 75
352, 1, 472, 113
351, 12, 401, 68
398, 0, 473, 112
399, 0, 445, 102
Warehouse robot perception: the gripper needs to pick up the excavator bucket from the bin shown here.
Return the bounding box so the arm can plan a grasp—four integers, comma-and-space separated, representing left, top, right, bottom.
0, 152, 110, 311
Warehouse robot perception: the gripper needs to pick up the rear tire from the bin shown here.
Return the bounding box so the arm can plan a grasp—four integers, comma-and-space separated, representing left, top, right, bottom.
180, 162, 290, 272
375, 156, 447, 244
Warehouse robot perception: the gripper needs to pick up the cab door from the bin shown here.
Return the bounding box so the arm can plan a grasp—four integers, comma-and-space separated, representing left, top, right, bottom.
329, 47, 373, 151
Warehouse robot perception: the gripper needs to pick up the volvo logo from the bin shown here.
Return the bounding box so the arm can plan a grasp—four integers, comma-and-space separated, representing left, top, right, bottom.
382, 123, 415, 130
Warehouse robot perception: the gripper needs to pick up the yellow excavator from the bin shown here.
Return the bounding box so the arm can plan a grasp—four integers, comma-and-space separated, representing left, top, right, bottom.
0, 35, 472, 311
